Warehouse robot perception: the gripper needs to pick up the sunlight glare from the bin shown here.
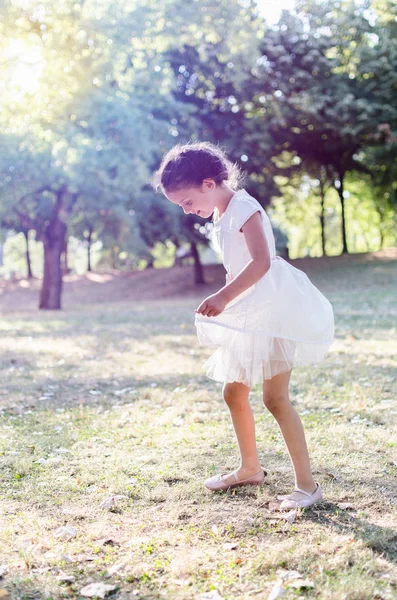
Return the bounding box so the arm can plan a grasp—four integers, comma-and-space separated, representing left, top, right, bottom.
255, 0, 296, 23
5, 38, 45, 100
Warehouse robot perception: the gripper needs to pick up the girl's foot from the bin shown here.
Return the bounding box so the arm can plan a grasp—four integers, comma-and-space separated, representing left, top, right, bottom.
205, 466, 267, 492
277, 482, 323, 510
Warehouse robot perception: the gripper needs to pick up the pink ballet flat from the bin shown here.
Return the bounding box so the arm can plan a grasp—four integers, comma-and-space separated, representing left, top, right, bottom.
278, 482, 323, 510
205, 468, 267, 492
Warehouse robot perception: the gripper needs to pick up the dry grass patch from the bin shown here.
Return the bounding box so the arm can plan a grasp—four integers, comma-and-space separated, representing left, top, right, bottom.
0, 254, 397, 599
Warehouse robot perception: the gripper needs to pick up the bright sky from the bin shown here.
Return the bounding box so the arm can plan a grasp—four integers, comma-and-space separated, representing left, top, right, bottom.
255, 0, 296, 24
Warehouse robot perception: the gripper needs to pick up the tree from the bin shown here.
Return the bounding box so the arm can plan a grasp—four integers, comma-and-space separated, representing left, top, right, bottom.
243, 0, 397, 253
0, 0, 171, 306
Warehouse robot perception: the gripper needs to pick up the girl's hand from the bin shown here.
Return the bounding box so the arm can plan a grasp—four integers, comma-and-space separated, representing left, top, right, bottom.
195, 291, 228, 317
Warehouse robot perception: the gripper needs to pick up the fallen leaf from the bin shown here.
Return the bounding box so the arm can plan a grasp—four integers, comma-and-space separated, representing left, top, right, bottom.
53, 526, 77, 541
105, 563, 125, 577
99, 495, 128, 510
0, 589, 11, 600
324, 470, 337, 479
223, 542, 238, 550
283, 510, 297, 524
61, 555, 74, 563
211, 524, 219, 535
56, 574, 75, 583
80, 582, 117, 598
267, 580, 286, 599
0, 566, 8, 578
338, 502, 354, 510
276, 569, 303, 580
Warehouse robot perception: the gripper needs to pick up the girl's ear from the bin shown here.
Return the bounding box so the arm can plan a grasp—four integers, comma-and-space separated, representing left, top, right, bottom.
202, 178, 216, 190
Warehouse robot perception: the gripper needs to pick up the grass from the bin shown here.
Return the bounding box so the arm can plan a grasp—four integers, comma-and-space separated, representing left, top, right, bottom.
0, 252, 396, 600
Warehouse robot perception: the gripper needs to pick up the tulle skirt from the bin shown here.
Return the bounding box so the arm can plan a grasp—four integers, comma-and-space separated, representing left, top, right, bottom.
195, 257, 335, 387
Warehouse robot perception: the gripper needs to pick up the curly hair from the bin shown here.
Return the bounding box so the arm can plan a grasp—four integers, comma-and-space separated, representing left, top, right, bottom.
151, 140, 245, 194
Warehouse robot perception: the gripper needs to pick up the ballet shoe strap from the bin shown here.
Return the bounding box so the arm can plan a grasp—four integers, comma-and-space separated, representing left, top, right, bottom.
294, 483, 318, 497
220, 471, 240, 482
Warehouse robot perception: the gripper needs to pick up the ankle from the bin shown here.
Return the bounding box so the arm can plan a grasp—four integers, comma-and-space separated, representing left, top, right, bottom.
239, 463, 262, 475
295, 478, 317, 493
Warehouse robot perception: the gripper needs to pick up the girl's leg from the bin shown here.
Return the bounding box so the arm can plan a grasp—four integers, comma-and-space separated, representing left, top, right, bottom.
219, 381, 262, 485
263, 369, 317, 499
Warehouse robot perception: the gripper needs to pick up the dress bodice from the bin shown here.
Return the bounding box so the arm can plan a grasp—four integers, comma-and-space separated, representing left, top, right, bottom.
211, 189, 277, 278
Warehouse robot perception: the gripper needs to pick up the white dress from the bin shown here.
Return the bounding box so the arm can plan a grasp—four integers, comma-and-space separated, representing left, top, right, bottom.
194, 188, 335, 387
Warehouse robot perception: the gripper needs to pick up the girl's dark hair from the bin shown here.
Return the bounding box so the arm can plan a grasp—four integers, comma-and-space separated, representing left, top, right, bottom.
151, 141, 245, 194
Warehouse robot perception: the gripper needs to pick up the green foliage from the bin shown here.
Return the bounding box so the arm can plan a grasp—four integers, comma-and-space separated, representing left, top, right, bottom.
0, 0, 396, 275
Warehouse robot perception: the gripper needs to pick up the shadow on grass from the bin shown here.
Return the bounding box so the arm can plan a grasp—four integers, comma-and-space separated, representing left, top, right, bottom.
302, 503, 397, 564
0, 372, 219, 413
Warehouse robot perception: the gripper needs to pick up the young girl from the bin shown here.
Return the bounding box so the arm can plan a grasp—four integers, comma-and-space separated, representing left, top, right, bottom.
152, 141, 334, 510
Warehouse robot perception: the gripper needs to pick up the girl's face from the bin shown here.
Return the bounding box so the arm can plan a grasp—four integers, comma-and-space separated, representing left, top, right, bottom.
165, 180, 217, 219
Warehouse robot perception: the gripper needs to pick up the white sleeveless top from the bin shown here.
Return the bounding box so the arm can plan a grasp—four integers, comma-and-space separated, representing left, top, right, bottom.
212, 189, 277, 279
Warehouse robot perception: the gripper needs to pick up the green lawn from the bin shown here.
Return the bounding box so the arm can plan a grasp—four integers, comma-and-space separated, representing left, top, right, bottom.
0, 255, 396, 600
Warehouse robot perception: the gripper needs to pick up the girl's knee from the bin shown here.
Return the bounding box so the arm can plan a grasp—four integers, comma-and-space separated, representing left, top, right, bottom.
222, 382, 249, 407
263, 392, 291, 414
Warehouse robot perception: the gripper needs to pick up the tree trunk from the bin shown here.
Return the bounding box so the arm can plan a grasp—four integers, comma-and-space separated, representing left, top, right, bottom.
24, 230, 33, 279
111, 246, 118, 269
145, 255, 154, 269
336, 173, 348, 254
87, 226, 93, 272
172, 237, 181, 268
319, 176, 327, 257
190, 241, 205, 285
379, 221, 385, 249
39, 216, 67, 310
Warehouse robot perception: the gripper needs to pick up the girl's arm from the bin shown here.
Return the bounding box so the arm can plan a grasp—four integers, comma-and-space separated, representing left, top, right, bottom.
195, 211, 271, 317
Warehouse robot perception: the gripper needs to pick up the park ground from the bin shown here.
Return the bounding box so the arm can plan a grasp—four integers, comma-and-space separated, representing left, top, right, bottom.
0, 249, 397, 600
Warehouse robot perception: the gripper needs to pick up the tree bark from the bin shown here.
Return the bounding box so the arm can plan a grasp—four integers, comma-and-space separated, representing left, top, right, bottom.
23, 230, 33, 279
111, 245, 118, 269
145, 256, 155, 269
319, 175, 327, 257
87, 225, 93, 272
379, 226, 385, 249
335, 173, 348, 254
190, 241, 205, 285
39, 196, 67, 310
172, 237, 181, 268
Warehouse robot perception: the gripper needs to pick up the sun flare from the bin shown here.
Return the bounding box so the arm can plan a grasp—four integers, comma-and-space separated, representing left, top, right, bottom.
5, 37, 45, 100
